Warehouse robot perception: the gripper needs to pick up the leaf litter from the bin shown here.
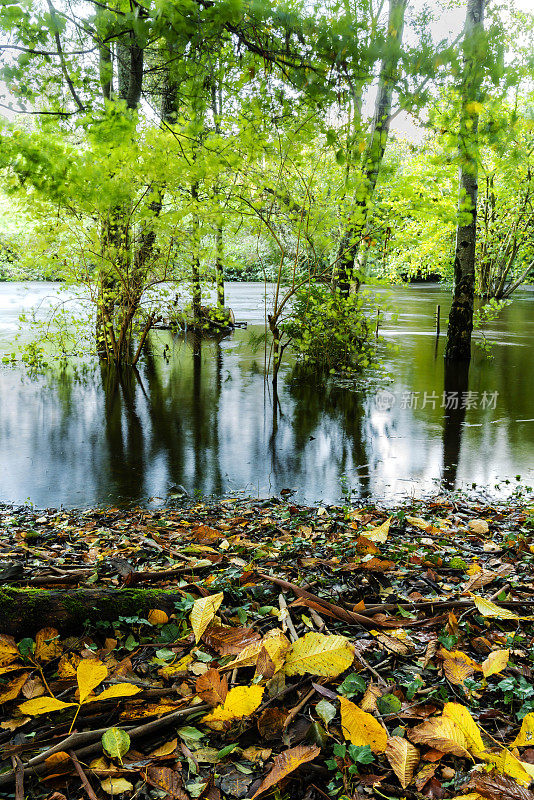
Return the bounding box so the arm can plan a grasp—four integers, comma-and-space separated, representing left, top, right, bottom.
0, 494, 534, 799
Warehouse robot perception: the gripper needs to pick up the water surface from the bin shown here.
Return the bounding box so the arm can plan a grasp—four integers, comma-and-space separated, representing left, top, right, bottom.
0, 281, 532, 507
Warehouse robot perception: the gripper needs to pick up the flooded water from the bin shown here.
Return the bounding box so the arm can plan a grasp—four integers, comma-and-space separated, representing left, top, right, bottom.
0, 281, 533, 508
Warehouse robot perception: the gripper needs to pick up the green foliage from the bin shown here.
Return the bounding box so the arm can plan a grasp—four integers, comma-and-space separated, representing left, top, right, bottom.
282, 284, 378, 373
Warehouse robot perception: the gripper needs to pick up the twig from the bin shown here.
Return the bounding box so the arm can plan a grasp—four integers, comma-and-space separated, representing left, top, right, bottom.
10, 756, 23, 800
69, 750, 99, 800
279, 593, 299, 642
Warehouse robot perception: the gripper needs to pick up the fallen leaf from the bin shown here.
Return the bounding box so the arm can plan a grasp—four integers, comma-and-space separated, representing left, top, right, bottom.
365, 517, 391, 543
0, 671, 29, 703
190, 592, 224, 643
284, 632, 354, 677
250, 744, 320, 798
442, 703, 484, 756
196, 669, 228, 706
100, 777, 134, 795
35, 628, 62, 662
512, 713, 534, 747
408, 716, 472, 759
482, 649, 510, 678
471, 595, 520, 621
385, 736, 420, 788
144, 765, 188, 799
77, 659, 108, 703
18, 696, 77, 715
148, 609, 169, 625
339, 696, 388, 753
201, 684, 264, 727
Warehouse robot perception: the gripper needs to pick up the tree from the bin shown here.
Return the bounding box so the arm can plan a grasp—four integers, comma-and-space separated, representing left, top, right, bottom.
445, 0, 486, 362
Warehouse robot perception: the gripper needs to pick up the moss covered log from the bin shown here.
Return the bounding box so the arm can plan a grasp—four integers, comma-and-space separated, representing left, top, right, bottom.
0, 588, 182, 636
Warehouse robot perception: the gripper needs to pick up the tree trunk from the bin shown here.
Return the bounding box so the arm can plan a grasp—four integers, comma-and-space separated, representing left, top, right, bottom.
336, 0, 406, 296
445, 0, 485, 362
0, 588, 184, 636
216, 223, 225, 308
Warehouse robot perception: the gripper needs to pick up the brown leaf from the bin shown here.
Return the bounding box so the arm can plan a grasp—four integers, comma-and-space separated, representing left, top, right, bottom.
475, 772, 534, 800
195, 669, 228, 707
257, 707, 289, 741
202, 625, 260, 655
415, 763, 437, 790
251, 744, 320, 799
35, 628, 62, 663
144, 765, 189, 800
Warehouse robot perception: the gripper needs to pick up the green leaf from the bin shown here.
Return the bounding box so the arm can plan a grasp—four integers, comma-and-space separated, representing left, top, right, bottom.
377, 693, 402, 715
102, 727, 130, 762
315, 699, 336, 726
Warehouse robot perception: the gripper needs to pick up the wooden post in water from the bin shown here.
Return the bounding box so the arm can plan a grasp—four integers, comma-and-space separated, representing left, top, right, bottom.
435, 304, 441, 338
375, 309, 380, 339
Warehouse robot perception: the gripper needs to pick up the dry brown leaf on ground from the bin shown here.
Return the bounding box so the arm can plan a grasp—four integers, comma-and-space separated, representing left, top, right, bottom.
196, 669, 228, 706
250, 744, 320, 799
474, 772, 534, 800
143, 765, 189, 800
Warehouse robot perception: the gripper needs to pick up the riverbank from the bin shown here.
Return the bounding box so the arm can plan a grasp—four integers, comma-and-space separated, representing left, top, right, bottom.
1, 494, 534, 799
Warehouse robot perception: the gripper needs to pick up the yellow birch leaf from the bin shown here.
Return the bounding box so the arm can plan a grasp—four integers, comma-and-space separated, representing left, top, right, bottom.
365, 517, 391, 543
35, 627, 62, 663
482, 649, 510, 678
150, 738, 178, 757
0, 671, 29, 703
385, 736, 420, 788
18, 696, 77, 715
57, 653, 80, 678
443, 703, 484, 757
408, 717, 472, 759
100, 777, 134, 794
158, 653, 194, 677
284, 632, 354, 677
512, 713, 534, 747
77, 659, 108, 703
190, 592, 224, 643
339, 696, 388, 753
250, 744, 320, 799
86, 683, 141, 703
471, 595, 520, 620
201, 684, 264, 727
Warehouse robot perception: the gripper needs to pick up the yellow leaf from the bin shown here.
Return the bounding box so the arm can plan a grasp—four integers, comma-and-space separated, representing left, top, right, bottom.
35, 627, 62, 663
442, 703, 484, 757
250, 744, 320, 798
190, 592, 224, 643
408, 716, 472, 759
365, 517, 391, 543
158, 653, 194, 677
225, 630, 290, 672
441, 649, 478, 687
512, 713, 534, 747
482, 748, 533, 786
57, 653, 80, 678
18, 696, 77, 715
339, 696, 388, 753
100, 777, 134, 794
147, 609, 169, 625
77, 659, 108, 703
405, 516, 432, 532
0, 672, 29, 703
0, 635, 19, 666
471, 594, 520, 620
150, 738, 178, 757
284, 632, 354, 677
482, 649, 510, 678
201, 684, 264, 728
385, 736, 419, 788
86, 683, 141, 703
467, 562, 482, 576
